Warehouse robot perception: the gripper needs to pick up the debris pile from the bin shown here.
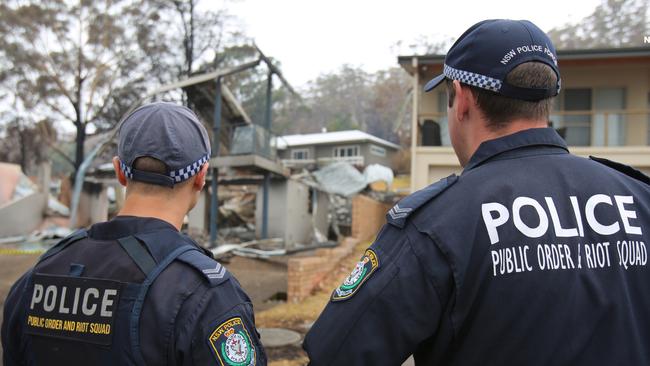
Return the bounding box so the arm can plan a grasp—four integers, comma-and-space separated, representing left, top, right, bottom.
215, 186, 257, 243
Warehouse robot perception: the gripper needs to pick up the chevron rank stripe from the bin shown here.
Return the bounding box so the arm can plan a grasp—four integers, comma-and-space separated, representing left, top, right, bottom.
203, 264, 227, 279
388, 204, 412, 220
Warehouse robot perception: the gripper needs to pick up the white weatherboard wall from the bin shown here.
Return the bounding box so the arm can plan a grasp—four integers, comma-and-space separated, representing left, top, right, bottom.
413, 146, 650, 190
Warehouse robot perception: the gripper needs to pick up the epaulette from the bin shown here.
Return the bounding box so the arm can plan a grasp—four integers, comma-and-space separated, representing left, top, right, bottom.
590, 156, 650, 185
177, 249, 230, 287
387, 174, 458, 228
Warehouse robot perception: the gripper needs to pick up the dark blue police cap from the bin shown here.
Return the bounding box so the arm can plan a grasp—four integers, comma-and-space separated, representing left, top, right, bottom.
424, 19, 561, 101
118, 102, 211, 187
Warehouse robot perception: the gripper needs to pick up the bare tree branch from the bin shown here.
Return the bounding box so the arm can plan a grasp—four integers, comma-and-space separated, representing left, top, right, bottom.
46, 140, 76, 168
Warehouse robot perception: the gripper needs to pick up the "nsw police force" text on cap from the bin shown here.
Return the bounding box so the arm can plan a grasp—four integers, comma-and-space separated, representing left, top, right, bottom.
424, 19, 561, 101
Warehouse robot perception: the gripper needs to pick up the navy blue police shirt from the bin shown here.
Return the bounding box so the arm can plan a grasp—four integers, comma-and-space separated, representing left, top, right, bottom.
2, 216, 266, 366
304, 127, 650, 366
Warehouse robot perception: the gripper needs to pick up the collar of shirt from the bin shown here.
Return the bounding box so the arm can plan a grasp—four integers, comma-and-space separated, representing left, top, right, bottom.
88, 215, 178, 241
463, 127, 568, 173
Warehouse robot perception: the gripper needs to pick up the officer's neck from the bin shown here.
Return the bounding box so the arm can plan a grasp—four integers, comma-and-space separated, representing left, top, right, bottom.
117, 193, 188, 231
461, 118, 548, 166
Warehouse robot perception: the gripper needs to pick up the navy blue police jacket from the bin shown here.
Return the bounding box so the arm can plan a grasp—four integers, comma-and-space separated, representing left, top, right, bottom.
303, 127, 650, 366
2, 216, 266, 366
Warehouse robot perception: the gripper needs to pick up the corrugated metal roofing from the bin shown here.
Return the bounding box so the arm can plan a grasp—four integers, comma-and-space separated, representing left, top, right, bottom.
275, 130, 401, 150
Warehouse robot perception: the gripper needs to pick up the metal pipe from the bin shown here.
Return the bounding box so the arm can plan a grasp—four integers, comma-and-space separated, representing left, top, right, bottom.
210, 77, 223, 247
254, 43, 301, 99
262, 173, 270, 239
230, 241, 338, 258
68, 142, 105, 229
260, 67, 274, 239
265, 69, 273, 156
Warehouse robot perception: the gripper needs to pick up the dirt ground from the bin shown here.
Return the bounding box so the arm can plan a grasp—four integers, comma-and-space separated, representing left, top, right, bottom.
221, 254, 289, 311
0, 253, 41, 361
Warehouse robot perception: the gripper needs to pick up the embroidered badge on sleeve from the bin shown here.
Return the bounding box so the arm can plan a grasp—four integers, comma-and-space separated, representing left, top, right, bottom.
331, 248, 380, 301
208, 317, 256, 366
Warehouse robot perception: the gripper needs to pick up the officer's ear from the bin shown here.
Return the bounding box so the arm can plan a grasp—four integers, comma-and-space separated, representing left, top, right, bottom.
453, 80, 472, 123
112, 156, 128, 187
193, 163, 209, 191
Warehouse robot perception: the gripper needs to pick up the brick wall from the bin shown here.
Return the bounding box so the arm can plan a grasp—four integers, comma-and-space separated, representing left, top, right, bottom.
286, 195, 394, 302
351, 194, 393, 241
287, 237, 359, 302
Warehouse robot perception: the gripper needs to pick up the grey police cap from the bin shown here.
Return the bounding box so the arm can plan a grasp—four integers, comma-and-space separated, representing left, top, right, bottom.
118, 102, 211, 187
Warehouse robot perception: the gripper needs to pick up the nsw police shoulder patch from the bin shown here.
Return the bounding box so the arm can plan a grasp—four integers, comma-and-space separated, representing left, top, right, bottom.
208, 317, 256, 366
331, 248, 380, 302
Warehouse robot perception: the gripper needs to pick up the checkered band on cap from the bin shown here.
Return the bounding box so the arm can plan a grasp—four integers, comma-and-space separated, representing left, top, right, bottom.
443, 64, 502, 92
169, 154, 210, 183
120, 154, 209, 184
119, 160, 133, 179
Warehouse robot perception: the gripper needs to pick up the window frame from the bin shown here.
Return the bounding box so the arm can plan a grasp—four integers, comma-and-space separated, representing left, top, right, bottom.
369, 144, 387, 157
333, 145, 360, 158
291, 148, 310, 160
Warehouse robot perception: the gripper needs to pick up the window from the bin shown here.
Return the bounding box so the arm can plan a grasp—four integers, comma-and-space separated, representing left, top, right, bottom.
369, 145, 386, 157
552, 87, 627, 147
560, 88, 592, 146
291, 148, 309, 160
593, 88, 625, 146
333, 145, 360, 157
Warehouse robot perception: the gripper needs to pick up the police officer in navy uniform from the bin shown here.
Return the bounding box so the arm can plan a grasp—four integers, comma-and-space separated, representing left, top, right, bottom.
2, 102, 266, 365
304, 19, 650, 365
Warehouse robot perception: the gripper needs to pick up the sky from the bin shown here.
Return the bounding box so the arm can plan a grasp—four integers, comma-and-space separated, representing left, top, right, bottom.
220, 0, 602, 88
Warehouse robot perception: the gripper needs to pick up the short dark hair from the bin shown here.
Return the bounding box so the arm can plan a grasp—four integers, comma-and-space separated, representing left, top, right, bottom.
127, 156, 181, 193
446, 62, 557, 130
133, 156, 167, 175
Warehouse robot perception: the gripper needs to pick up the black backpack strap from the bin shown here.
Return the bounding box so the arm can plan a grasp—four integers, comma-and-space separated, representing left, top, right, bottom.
129, 244, 197, 366
590, 156, 650, 185
117, 236, 157, 275
38, 229, 88, 262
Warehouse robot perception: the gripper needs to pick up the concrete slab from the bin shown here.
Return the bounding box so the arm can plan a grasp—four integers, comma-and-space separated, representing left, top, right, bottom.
0, 193, 47, 237
224, 256, 288, 311
259, 328, 302, 348
211, 155, 289, 177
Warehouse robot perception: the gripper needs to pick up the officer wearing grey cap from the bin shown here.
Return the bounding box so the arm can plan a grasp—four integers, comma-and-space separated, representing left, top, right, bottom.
305, 19, 650, 365
2, 102, 267, 365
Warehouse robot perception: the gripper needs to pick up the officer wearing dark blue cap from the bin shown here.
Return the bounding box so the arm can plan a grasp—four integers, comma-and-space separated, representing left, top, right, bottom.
2, 102, 267, 365
304, 19, 650, 365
